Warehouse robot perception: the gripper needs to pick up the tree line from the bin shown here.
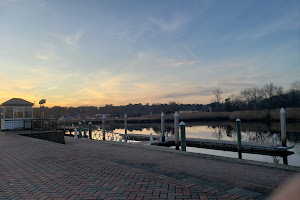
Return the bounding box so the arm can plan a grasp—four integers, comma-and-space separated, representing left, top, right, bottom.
36, 81, 299, 119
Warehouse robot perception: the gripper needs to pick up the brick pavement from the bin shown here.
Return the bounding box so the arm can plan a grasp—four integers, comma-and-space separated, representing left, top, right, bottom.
0, 133, 299, 200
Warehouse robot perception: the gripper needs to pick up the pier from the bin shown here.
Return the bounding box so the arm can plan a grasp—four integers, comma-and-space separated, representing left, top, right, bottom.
1, 132, 299, 199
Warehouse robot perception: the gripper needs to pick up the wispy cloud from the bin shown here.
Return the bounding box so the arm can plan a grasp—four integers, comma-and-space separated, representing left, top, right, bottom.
63, 31, 85, 46
237, 11, 300, 40
148, 15, 187, 31
35, 55, 49, 60
135, 52, 199, 68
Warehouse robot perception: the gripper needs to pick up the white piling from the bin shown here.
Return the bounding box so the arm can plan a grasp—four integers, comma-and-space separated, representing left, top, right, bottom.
150, 133, 153, 142
159, 133, 162, 142
174, 111, 180, 150
165, 131, 168, 139
74, 128, 78, 139
161, 112, 165, 142
280, 108, 286, 147
273, 133, 277, 146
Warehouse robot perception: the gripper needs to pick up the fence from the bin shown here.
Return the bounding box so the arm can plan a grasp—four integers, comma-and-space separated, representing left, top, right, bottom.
3, 118, 58, 132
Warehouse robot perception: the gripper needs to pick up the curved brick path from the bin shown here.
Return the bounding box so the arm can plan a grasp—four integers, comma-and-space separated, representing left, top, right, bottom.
0, 133, 299, 200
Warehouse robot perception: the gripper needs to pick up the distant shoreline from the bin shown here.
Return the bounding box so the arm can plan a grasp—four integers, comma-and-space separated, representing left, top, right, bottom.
60, 107, 300, 124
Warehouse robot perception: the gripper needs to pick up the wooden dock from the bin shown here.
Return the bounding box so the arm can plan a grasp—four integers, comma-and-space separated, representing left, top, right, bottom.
119, 134, 294, 156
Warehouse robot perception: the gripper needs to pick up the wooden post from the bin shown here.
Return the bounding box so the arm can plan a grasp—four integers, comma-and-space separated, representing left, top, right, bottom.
161, 112, 165, 142
280, 108, 286, 147
78, 122, 82, 138
88, 122, 92, 139
236, 118, 242, 158
83, 128, 87, 138
174, 111, 179, 150
102, 115, 106, 141
180, 121, 186, 151
124, 114, 127, 135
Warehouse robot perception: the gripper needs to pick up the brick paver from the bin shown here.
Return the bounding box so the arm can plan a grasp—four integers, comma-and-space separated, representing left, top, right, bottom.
0, 133, 298, 199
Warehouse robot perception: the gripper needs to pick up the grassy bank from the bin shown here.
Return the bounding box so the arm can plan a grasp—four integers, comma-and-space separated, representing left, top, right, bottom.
60, 107, 300, 124
229, 107, 300, 121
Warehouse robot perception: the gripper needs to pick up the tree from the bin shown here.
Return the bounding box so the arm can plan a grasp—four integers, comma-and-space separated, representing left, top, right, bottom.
262, 83, 283, 99
212, 87, 223, 111
290, 80, 300, 91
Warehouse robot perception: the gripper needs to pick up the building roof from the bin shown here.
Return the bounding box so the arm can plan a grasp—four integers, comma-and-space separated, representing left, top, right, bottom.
1, 98, 34, 106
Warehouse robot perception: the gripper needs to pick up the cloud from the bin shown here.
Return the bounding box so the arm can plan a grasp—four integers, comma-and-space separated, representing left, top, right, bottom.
135, 52, 199, 68
148, 15, 187, 31
237, 11, 300, 40
162, 86, 214, 99
63, 31, 84, 46
35, 55, 49, 60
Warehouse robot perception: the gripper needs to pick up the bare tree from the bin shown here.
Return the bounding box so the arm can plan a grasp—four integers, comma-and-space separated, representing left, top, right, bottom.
262, 83, 283, 98
290, 80, 300, 91
212, 87, 223, 111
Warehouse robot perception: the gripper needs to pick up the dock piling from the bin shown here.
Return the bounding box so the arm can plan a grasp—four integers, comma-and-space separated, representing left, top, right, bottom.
280, 108, 286, 147
174, 111, 180, 150
124, 114, 127, 135
88, 122, 92, 139
180, 121, 186, 151
74, 128, 78, 139
102, 115, 106, 141
273, 133, 277, 146
236, 118, 242, 158
78, 122, 82, 138
161, 112, 165, 142
165, 131, 168, 139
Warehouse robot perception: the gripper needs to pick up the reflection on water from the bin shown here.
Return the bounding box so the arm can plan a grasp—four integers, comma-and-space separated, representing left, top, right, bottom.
105, 121, 300, 167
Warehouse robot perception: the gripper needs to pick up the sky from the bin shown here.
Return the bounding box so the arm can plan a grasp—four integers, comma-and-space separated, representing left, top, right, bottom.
0, 0, 299, 107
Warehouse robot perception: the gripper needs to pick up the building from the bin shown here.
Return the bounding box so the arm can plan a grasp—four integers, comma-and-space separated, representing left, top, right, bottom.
1, 98, 34, 130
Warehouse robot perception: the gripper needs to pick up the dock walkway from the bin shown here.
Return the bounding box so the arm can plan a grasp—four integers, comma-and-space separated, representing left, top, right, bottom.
0, 132, 299, 200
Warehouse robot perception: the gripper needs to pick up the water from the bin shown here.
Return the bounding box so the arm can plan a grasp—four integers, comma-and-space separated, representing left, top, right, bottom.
107, 121, 300, 167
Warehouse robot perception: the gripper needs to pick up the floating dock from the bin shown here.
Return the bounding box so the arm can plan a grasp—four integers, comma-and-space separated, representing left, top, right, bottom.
119, 134, 294, 156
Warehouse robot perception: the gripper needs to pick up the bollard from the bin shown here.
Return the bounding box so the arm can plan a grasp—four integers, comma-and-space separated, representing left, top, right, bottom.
180, 121, 186, 151
74, 128, 78, 139
161, 112, 165, 142
165, 131, 168, 140
150, 133, 153, 141
88, 122, 92, 139
78, 122, 82, 138
280, 108, 286, 147
72, 124, 74, 128
273, 133, 277, 146
236, 118, 242, 158
174, 111, 180, 150
102, 115, 106, 141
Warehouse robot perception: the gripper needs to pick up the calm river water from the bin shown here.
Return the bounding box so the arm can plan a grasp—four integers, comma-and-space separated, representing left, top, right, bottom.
106, 121, 300, 167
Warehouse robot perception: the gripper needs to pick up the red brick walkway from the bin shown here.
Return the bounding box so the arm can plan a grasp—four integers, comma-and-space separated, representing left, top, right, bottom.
0, 133, 298, 200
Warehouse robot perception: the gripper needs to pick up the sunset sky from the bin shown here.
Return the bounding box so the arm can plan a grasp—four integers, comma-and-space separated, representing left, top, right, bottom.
0, 0, 299, 107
